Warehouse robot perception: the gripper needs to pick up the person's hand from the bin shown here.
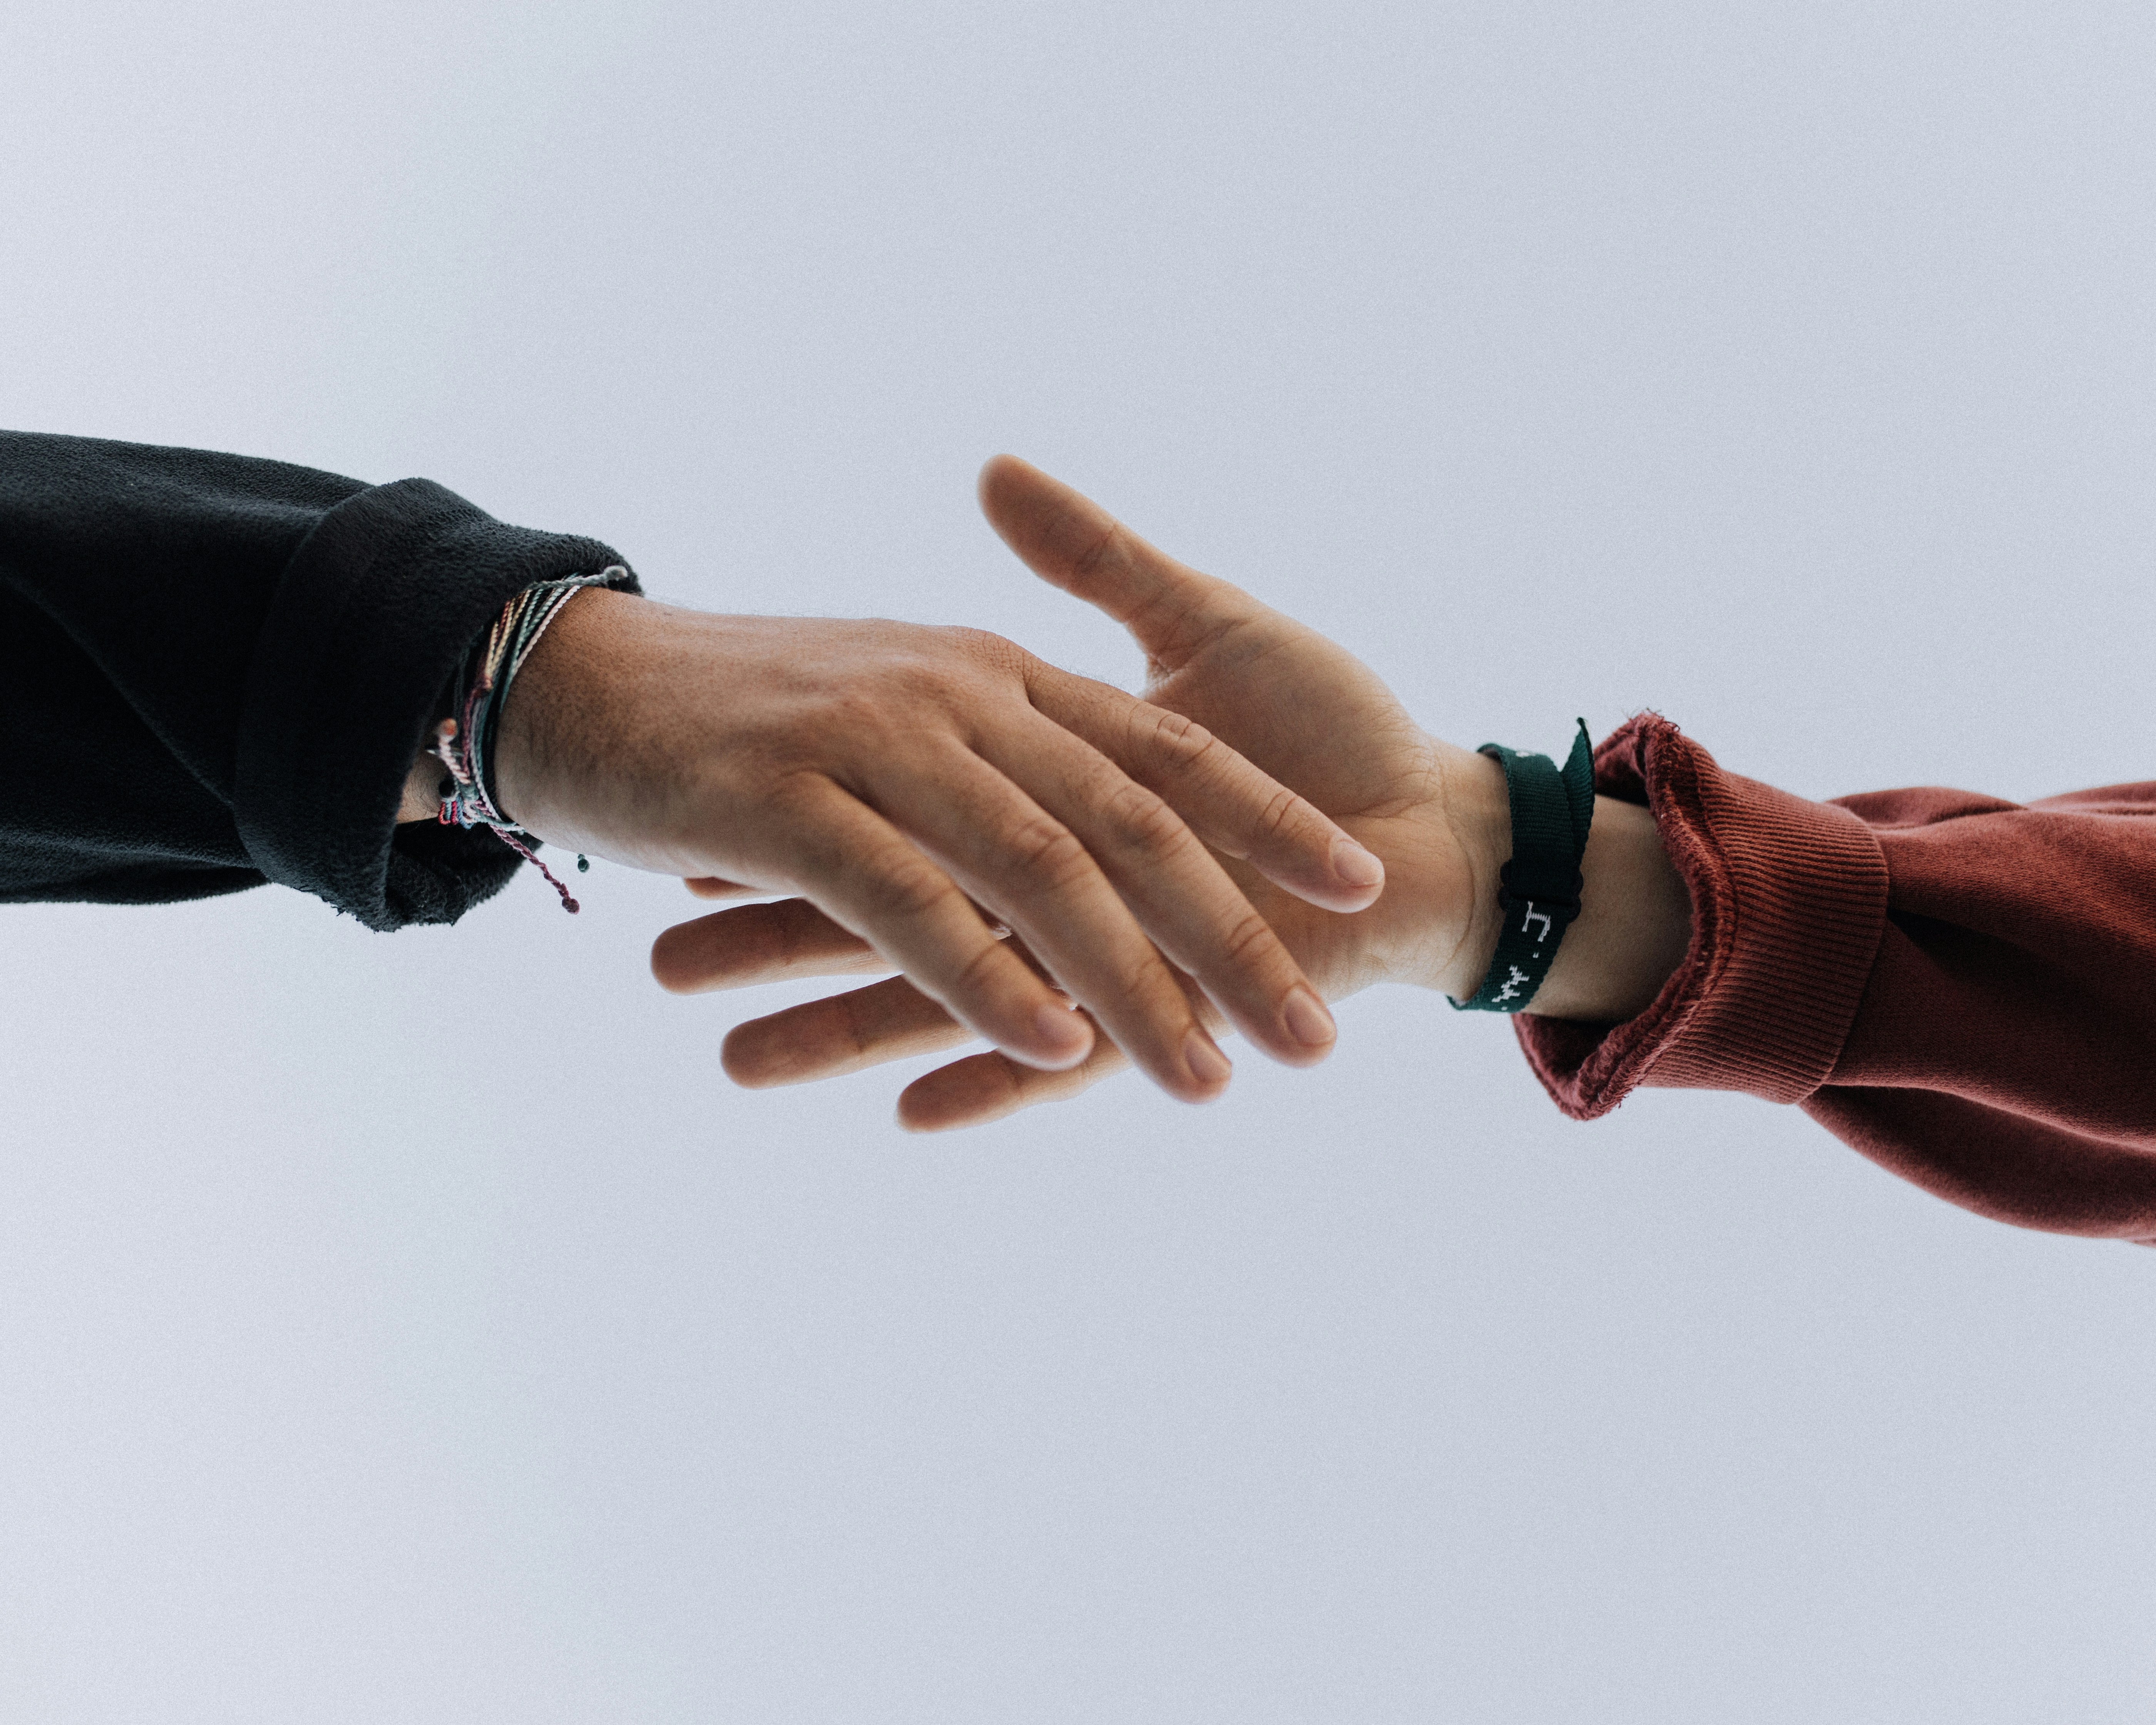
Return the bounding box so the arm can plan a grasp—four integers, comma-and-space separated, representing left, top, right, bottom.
491, 581, 1393, 1101
648, 456, 1522, 1127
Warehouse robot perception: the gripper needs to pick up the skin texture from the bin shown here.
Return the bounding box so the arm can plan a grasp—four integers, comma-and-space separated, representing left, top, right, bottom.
420, 584, 1391, 1101
653, 456, 1695, 1130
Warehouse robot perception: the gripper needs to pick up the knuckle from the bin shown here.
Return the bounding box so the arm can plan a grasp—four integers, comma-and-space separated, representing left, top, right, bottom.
1103, 780, 1191, 858
832, 989, 876, 1063
948, 935, 1017, 1004
878, 640, 1029, 726
1141, 706, 1217, 766
1004, 816, 1095, 891
1216, 907, 1281, 971
1107, 948, 1177, 1014
1254, 785, 1309, 844
858, 859, 956, 924
1070, 522, 1126, 584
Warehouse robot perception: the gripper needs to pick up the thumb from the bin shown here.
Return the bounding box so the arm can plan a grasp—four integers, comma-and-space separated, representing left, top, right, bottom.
976, 454, 1262, 670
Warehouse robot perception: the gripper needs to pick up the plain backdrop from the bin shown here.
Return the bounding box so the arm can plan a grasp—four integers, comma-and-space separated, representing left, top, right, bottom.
3, 2, 2153, 1720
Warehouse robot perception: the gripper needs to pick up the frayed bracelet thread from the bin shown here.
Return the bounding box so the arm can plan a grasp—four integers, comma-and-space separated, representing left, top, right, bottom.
432, 567, 627, 913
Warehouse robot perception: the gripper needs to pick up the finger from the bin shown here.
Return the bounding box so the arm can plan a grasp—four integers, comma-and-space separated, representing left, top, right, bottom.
968, 715, 1339, 1069
722, 945, 1215, 1122
683, 876, 758, 900
978, 453, 1265, 672
874, 744, 1236, 1101
778, 779, 1094, 1072
721, 931, 1065, 1089
721, 973, 973, 1087
1026, 662, 1384, 912
898, 1038, 1135, 1132
650, 897, 891, 995
716, 936, 1061, 1087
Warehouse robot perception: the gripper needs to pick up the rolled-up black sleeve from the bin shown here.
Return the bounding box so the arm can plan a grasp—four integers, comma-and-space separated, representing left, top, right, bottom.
1, 431, 636, 929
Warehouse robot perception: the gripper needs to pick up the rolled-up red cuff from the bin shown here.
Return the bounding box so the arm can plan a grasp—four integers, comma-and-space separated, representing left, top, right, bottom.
1514, 715, 1889, 1119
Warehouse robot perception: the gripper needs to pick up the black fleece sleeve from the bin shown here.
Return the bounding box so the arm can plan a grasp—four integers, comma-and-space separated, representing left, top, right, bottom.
0, 431, 637, 929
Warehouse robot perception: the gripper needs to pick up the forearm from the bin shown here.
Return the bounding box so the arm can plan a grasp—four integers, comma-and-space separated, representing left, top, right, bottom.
0, 429, 630, 922
1530, 795, 1694, 1021
1, 431, 363, 905
1510, 715, 2156, 1240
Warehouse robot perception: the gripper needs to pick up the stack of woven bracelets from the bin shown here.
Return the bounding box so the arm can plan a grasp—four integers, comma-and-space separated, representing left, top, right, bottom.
1448, 720, 1596, 1013
431, 566, 631, 913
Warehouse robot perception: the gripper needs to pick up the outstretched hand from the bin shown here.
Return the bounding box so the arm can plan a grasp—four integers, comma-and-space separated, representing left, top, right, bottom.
650, 456, 1523, 1128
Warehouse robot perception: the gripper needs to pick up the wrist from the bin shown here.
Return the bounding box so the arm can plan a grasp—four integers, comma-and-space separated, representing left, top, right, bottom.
395, 749, 445, 822
1402, 737, 1692, 1021
1428, 745, 1510, 998
490, 584, 628, 843
1365, 742, 1508, 1001
1528, 796, 1692, 1022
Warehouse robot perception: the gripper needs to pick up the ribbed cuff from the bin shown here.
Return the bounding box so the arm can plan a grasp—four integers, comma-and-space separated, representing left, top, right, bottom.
1514, 715, 1889, 1118
233, 479, 636, 930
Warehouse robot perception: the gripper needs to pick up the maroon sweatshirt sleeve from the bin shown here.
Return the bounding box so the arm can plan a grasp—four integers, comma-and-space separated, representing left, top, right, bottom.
1514, 715, 2156, 1242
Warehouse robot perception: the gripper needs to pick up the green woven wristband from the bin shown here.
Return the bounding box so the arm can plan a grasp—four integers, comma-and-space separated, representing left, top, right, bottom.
1448, 720, 1595, 1013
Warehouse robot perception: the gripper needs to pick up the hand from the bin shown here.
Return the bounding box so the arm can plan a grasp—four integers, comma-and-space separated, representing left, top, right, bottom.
649, 456, 1522, 1126
492, 583, 1393, 1100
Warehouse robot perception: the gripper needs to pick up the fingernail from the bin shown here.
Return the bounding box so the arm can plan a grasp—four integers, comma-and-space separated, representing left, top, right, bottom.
1183, 1029, 1232, 1088
1283, 987, 1335, 1048
1332, 837, 1384, 889
1034, 1001, 1091, 1060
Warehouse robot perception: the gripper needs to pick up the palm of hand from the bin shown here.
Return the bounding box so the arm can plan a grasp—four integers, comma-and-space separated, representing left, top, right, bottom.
1133, 603, 1473, 1009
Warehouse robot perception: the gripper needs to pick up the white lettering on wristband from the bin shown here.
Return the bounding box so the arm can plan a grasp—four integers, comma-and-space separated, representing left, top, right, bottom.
1493, 965, 1532, 1005
1521, 903, 1553, 944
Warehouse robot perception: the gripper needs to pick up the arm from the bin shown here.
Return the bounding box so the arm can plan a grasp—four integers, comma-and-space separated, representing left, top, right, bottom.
0, 430, 625, 926
3, 431, 1394, 1100
1520, 720, 2156, 1241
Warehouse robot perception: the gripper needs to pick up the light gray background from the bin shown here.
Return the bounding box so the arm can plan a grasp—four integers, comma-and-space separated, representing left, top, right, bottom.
3, 2, 2153, 1719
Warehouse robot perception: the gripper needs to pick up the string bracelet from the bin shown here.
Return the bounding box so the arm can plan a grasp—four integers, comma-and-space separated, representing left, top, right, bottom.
432, 566, 628, 912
